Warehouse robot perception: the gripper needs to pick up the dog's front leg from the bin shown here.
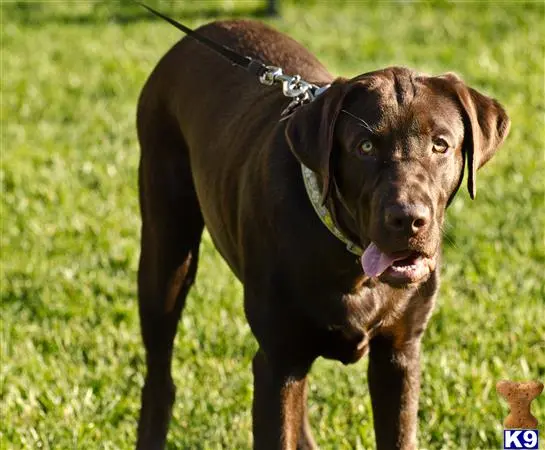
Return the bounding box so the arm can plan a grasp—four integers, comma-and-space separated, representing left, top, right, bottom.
252, 349, 314, 450
367, 335, 421, 450
297, 379, 318, 450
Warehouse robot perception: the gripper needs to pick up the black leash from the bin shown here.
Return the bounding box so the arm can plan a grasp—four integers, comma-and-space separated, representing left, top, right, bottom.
137, 3, 328, 117
137, 3, 268, 77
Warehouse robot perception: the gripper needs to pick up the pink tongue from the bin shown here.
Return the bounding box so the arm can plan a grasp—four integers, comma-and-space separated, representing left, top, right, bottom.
361, 242, 398, 277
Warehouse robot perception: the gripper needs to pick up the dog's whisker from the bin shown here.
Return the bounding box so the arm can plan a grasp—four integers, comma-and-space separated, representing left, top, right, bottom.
340, 109, 375, 133
440, 223, 459, 249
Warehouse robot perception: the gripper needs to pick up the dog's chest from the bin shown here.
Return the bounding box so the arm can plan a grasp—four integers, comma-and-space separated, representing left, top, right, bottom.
316, 284, 415, 364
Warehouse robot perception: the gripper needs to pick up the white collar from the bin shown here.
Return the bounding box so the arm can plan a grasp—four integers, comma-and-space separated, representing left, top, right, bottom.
300, 164, 363, 256
295, 83, 363, 256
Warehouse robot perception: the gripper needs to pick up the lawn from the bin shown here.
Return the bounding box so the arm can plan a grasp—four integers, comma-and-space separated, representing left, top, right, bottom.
1, 1, 544, 449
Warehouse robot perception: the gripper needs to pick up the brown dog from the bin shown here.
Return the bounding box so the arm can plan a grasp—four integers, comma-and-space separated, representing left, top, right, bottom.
135, 19, 509, 450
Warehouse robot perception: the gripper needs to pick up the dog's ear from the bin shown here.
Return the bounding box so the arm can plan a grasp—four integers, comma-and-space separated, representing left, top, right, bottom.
285, 78, 351, 204
441, 73, 510, 199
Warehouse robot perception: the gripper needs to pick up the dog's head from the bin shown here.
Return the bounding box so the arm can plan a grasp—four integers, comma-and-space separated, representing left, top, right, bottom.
286, 67, 510, 285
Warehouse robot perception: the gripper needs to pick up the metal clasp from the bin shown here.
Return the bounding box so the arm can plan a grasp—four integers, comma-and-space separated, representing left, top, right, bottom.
259, 66, 283, 86
259, 66, 319, 117
280, 74, 312, 99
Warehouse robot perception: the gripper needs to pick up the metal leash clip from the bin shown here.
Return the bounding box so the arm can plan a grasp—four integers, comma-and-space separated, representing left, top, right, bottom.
259, 66, 319, 118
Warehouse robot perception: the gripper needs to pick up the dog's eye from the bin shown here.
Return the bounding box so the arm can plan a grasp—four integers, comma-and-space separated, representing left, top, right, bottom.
432, 138, 450, 154
360, 140, 374, 154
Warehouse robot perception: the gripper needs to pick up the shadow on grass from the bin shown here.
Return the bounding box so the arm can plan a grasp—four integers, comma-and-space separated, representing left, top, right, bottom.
3, 1, 278, 27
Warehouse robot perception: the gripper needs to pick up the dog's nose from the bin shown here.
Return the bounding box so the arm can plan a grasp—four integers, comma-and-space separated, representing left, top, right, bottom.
384, 204, 430, 235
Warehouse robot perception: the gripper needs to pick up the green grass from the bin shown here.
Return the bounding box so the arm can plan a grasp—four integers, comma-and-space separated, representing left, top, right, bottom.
1, 1, 544, 449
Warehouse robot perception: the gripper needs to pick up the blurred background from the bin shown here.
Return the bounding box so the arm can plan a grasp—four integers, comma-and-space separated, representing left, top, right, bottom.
1, 1, 544, 448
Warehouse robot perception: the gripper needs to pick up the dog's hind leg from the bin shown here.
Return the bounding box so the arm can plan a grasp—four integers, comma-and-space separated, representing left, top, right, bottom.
135, 99, 204, 450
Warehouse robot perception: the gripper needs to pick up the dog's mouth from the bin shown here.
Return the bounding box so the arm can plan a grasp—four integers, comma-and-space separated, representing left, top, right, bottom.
361, 242, 435, 284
